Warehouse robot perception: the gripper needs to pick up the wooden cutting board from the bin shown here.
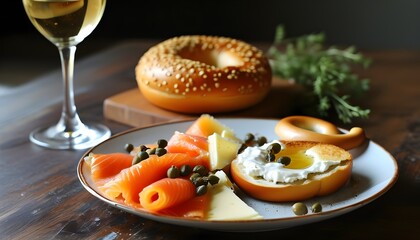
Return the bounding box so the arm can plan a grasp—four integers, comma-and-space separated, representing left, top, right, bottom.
104, 79, 302, 127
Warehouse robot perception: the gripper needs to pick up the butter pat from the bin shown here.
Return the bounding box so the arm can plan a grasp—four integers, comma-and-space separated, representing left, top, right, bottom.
207, 171, 263, 220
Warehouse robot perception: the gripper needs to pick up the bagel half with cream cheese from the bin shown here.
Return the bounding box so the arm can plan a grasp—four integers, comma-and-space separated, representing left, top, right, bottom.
230, 140, 352, 202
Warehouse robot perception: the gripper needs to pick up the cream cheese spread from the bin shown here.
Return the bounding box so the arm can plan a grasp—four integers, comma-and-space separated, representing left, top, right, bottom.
235, 140, 342, 183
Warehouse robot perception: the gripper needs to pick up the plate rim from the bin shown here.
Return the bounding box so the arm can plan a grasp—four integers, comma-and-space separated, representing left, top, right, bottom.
77, 117, 399, 231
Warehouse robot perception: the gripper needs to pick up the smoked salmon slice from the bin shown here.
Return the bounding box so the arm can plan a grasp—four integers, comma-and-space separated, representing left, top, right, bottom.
139, 178, 196, 212
166, 131, 209, 159
185, 114, 234, 138
84, 153, 133, 184
159, 193, 210, 218
98, 153, 207, 207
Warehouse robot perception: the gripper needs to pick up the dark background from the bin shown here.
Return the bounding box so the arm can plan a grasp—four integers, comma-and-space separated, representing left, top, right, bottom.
4, 0, 420, 49
1, 0, 419, 90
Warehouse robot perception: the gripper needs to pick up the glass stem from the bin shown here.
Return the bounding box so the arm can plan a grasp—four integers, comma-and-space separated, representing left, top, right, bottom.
57, 45, 85, 136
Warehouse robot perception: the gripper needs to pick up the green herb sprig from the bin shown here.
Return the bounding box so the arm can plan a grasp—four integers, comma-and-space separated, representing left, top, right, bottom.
267, 25, 371, 123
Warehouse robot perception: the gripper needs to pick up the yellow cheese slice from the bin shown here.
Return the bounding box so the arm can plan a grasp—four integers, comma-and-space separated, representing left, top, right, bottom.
207, 171, 263, 220
208, 133, 241, 171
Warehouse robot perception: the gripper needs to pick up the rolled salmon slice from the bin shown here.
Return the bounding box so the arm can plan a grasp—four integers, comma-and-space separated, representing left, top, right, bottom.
159, 193, 210, 219
98, 153, 207, 207
139, 178, 196, 212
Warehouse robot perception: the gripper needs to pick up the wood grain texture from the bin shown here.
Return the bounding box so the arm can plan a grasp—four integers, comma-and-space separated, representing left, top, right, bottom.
0, 40, 419, 240
103, 78, 302, 127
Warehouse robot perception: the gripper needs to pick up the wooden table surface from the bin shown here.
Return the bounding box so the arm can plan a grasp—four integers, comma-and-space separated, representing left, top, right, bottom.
0, 40, 419, 239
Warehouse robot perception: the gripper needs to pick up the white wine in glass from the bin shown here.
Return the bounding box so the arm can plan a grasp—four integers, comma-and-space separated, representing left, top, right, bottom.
23, 0, 110, 150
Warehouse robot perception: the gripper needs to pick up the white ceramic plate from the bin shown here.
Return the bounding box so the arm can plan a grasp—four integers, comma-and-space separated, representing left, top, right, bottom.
77, 118, 398, 232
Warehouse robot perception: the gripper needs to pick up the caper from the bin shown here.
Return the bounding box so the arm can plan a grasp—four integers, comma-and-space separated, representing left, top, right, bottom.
147, 148, 156, 155
237, 144, 248, 154
139, 144, 149, 152
244, 133, 255, 143
132, 156, 141, 165
311, 202, 322, 213
189, 172, 201, 182
292, 202, 308, 215
257, 136, 267, 146
137, 150, 149, 159
196, 185, 208, 196
124, 143, 134, 153
267, 153, 276, 162
155, 147, 167, 156
157, 139, 168, 148
180, 164, 192, 176
207, 174, 220, 185
270, 142, 282, 154
277, 156, 291, 166
193, 165, 208, 176
132, 151, 149, 165
192, 176, 207, 187
167, 165, 180, 178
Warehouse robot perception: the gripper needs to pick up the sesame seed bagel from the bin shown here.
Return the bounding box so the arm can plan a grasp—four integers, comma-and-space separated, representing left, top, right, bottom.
135, 35, 272, 113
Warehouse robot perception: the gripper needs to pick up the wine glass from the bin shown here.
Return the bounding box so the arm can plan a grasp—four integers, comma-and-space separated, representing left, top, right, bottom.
23, 0, 110, 150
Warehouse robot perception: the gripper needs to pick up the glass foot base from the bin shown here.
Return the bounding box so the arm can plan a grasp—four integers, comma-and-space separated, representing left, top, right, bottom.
30, 123, 111, 150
